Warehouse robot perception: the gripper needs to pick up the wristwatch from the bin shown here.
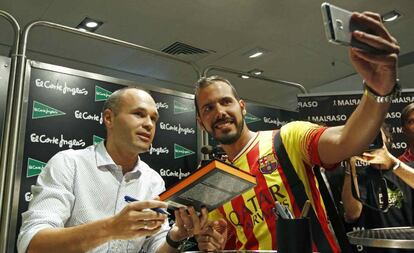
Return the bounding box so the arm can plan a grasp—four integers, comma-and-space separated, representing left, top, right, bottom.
166, 228, 187, 249
392, 160, 401, 171
363, 80, 401, 103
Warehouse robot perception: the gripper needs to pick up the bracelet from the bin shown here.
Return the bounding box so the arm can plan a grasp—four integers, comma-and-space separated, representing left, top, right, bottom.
363, 79, 401, 103
166, 228, 186, 249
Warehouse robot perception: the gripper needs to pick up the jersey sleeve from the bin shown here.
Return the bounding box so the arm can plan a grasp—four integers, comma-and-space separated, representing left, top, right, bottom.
280, 121, 327, 167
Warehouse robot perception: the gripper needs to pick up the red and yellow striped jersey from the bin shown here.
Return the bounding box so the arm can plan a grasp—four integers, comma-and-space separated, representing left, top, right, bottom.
208, 121, 340, 252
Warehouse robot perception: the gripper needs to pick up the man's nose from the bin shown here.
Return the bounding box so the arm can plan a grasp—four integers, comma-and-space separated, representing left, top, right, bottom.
215, 104, 227, 116
142, 116, 154, 129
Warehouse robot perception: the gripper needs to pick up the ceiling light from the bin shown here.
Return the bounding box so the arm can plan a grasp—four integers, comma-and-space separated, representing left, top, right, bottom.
248, 52, 263, 58
243, 47, 266, 59
382, 10, 401, 22
78, 28, 87, 32
240, 75, 250, 79
248, 69, 263, 76
76, 17, 103, 32
85, 21, 99, 28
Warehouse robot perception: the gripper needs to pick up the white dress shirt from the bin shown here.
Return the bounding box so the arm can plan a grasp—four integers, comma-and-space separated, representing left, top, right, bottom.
17, 142, 169, 253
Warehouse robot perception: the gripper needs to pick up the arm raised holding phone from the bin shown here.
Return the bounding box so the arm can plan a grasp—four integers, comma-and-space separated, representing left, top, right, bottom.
193, 4, 400, 251
318, 7, 400, 165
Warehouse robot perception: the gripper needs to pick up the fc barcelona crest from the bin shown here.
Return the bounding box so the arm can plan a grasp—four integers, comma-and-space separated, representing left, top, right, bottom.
258, 154, 278, 174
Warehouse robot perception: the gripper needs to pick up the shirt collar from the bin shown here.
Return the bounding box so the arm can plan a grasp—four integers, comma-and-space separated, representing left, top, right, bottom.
96, 141, 116, 168
407, 148, 414, 157
230, 131, 259, 163
95, 142, 142, 179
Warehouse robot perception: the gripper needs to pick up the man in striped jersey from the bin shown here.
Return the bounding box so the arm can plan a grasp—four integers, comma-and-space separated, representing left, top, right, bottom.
194, 12, 399, 252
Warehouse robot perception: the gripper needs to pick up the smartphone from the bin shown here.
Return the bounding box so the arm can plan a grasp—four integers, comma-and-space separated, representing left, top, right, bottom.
367, 132, 384, 151
321, 2, 384, 54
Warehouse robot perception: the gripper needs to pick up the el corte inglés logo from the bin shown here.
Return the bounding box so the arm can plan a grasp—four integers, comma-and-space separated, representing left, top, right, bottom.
174, 100, 194, 114
245, 112, 261, 124
27, 158, 46, 177
95, 85, 112, 101
32, 101, 66, 119
93, 135, 104, 145
174, 144, 195, 159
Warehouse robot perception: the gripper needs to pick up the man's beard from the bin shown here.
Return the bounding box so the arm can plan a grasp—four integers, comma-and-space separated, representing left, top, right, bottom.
210, 115, 244, 145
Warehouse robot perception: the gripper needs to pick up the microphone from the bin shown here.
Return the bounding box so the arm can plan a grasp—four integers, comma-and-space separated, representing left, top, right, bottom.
201, 145, 214, 155
200, 145, 228, 165
201, 145, 226, 157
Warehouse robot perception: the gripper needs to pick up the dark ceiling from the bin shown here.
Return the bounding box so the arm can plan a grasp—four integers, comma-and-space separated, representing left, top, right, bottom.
0, 0, 413, 110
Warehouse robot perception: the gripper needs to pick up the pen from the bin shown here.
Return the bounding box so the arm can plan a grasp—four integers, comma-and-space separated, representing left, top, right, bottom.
283, 205, 294, 219
275, 201, 290, 219
124, 195, 170, 215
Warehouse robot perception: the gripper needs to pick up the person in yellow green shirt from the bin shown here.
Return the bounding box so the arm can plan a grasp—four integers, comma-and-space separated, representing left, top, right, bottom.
193, 11, 399, 252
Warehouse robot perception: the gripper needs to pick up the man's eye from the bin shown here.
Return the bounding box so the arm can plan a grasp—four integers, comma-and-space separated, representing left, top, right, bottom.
204, 106, 213, 112
221, 98, 234, 106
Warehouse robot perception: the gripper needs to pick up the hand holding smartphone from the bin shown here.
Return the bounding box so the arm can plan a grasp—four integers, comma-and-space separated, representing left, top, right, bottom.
321, 2, 385, 54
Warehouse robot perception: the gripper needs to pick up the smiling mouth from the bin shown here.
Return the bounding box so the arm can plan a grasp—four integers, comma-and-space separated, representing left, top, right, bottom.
214, 118, 234, 129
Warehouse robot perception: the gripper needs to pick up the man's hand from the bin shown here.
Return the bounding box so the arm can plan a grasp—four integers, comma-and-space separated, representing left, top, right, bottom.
349, 12, 399, 95
168, 206, 209, 242
357, 146, 395, 170
196, 219, 228, 251
106, 200, 168, 240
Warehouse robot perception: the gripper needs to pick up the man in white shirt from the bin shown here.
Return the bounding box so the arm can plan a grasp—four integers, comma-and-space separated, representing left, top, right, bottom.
18, 87, 205, 253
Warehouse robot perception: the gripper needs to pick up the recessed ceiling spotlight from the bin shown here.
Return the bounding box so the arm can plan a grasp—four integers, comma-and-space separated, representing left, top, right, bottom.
248, 69, 263, 76
76, 17, 103, 32
382, 10, 402, 22
243, 47, 266, 59
85, 21, 99, 28
240, 75, 250, 79
249, 52, 263, 58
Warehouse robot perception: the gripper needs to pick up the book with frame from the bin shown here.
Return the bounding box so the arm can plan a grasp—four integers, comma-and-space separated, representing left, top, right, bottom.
159, 159, 256, 212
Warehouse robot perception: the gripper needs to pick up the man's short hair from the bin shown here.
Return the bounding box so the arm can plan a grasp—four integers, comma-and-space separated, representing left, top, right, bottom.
102, 87, 149, 115
102, 88, 125, 115
194, 75, 240, 115
401, 103, 414, 126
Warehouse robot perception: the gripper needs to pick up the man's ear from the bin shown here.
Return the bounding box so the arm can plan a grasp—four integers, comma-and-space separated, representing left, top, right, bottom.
239, 99, 246, 115
196, 116, 206, 131
103, 109, 114, 129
